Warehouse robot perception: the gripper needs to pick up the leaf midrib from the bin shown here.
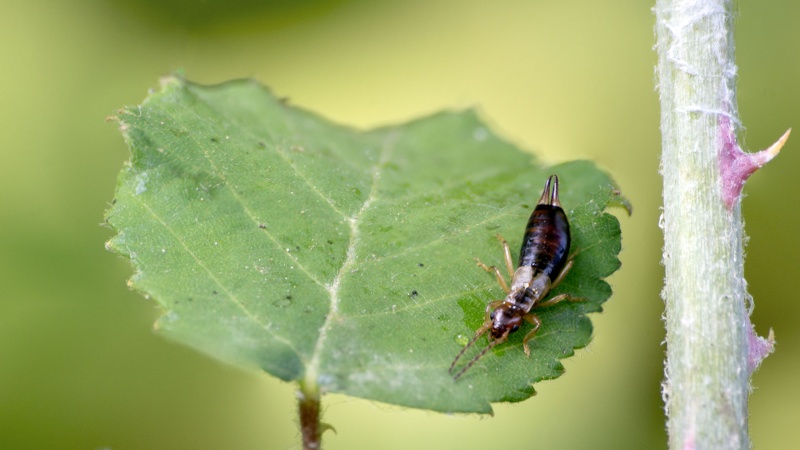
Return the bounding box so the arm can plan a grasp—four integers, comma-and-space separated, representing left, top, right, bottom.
303, 129, 399, 383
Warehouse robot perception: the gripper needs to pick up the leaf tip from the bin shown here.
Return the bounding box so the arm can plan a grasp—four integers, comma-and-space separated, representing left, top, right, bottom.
609, 188, 633, 215
159, 74, 185, 90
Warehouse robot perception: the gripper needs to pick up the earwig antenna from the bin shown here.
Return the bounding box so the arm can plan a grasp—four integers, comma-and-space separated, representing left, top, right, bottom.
449, 323, 490, 374
537, 175, 561, 207
452, 331, 510, 381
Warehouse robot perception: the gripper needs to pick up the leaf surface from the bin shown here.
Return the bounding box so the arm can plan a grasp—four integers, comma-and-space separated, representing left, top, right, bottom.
106, 77, 623, 413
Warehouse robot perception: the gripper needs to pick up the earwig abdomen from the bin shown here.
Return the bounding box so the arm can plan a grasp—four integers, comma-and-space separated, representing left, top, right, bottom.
518, 204, 570, 283
518, 175, 570, 284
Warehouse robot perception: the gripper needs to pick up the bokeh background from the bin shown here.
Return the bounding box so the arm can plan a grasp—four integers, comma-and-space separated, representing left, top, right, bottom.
2, 0, 798, 448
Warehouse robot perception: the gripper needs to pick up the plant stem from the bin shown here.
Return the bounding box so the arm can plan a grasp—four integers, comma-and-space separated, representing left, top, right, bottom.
298, 380, 321, 450
654, 0, 776, 448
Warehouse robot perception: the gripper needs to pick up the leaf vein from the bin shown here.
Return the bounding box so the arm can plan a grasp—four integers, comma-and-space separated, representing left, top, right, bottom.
356, 208, 519, 268
161, 104, 328, 289
305, 130, 400, 382
129, 194, 303, 358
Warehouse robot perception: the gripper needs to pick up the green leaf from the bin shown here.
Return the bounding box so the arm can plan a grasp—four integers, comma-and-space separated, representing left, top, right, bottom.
106, 77, 624, 414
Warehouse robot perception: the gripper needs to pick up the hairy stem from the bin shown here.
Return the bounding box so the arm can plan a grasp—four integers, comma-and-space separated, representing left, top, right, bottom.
655, 0, 760, 448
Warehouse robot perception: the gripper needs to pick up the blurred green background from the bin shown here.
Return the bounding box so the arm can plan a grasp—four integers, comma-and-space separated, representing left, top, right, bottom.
1, 0, 798, 449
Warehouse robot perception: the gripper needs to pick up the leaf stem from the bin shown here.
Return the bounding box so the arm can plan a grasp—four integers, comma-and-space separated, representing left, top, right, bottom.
655, 0, 778, 449
298, 380, 321, 450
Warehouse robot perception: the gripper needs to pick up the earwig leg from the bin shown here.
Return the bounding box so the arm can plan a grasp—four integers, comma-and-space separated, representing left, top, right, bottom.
549, 258, 574, 290
536, 292, 584, 308
474, 258, 510, 293
521, 314, 542, 357
495, 234, 515, 278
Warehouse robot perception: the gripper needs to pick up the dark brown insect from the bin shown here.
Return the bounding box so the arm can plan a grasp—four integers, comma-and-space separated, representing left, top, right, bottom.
449, 175, 578, 381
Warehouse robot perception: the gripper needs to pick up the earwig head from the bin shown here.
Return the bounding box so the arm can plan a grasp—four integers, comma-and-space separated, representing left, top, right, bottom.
537, 175, 561, 207
488, 303, 523, 339
450, 303, 524, 381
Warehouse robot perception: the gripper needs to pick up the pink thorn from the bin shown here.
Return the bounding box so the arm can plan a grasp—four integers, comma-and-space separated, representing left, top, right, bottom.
746, 314, 775, 374
718, 116, 789, 210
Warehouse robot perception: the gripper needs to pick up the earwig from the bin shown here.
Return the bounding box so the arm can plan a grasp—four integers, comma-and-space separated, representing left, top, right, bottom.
450, 175, 578, 381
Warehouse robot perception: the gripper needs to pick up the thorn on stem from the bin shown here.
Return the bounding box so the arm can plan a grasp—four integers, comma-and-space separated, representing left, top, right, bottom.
719, 116, 790, 210
746, 314, 775, 374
